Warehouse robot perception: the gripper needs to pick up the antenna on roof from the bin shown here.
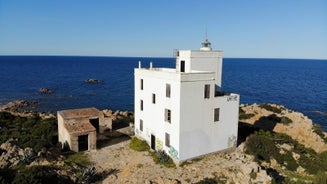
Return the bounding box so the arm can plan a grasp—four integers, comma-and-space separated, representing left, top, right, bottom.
200, 27, 212, 51
205, 27, 208, 40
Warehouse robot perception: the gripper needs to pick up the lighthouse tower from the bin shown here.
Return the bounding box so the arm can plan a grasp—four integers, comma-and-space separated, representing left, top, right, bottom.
134, 39, 239, 163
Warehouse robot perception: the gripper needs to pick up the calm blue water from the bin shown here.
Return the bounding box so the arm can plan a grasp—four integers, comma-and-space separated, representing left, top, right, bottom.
0, 56, 326, 130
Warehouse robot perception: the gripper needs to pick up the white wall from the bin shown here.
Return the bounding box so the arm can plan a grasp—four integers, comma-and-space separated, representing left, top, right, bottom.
134, 68, 181, 154
57, 113, 71, 150
179, 92, 239, 161
176, 50, 223, 89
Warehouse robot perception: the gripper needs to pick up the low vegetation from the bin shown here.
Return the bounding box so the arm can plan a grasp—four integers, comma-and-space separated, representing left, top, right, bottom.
63, 152, 93, 168
245, 130, 327, 182
0, 112, 58, 152
0, 112, 110, 183
149, 150, 176, 168
280, 116, 293, 125
239, 107, 255, 120
0, 165, 73, 184
129, 137, 150, 151
259, 104, 285, 114
130, 137, 175, 168
313, 124, 327, 143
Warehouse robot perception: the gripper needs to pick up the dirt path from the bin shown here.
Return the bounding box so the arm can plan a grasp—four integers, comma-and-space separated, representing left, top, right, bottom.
87, 139, 271, 184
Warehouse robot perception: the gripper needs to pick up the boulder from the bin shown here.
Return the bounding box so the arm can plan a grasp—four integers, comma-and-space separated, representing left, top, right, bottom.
39, 88, 53, 94
0, 139, 35, 168
85, 78, 101, 83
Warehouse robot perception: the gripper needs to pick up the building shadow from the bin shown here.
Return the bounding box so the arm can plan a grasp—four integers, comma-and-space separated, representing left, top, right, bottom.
253, 114, 280, 131
97, 132, 131, 148
237, 114, 280, 146
237, 122, 260, 146
97, 120, 133, 149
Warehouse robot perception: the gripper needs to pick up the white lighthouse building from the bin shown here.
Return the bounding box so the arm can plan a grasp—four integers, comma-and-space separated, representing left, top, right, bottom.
134, 39, 239, 163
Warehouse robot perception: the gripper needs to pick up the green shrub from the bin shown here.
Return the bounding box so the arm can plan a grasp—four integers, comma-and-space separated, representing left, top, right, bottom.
239, 107, 255, 120
259, 104, 283, 114
0, 168, 16, 184
64, 152, 92, 168
156, 150, 169, 163
195, 177, 218, 184
129, 137, 150, 151
250, 172, 257, 179
0, 112, 58, 152
246, 130, 327, 175
149, 150, 176, 168
81, 166, 97, 183
284, 152, 299, 171
280, 116, 293, 125
313, 124, 327, 143
314, 172, 327, 184
12, 166, 72, 184
245, 130, 281, 162
239, 113, 255, 120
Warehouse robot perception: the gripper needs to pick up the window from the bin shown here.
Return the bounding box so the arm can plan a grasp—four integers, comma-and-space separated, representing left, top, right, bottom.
214, 108, 220, 122
204, 84, 210, 99
152, 93, 156, 104
140, 119, 143, 131
165, 109, 171, 123
166, 84, 171, 98
140, 100, 143, 111
140, 79, 143, 90
180, 60, 185, 72
165, 133, 170, 147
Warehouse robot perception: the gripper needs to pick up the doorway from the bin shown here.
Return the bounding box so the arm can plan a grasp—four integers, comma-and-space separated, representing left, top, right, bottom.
90, 118, 100, 133
151, 134, 156, 150
180, 60, 185, 72
78, 134, 88, 151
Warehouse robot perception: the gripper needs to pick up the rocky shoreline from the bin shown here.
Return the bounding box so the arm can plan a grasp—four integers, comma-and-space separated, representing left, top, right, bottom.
1, 100, 326, 183
0, 100, 56, 119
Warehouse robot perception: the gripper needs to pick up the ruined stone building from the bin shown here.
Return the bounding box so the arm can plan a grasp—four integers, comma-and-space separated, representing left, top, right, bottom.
57, 107, 111, 152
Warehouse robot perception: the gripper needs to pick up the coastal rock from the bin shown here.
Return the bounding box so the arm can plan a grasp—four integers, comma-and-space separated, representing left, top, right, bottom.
0, 100, 55, 119
0, 139, 35, 168
85, 78, 101, 83
39, 88, 53, 94
0, 100, 37, 112
240, 103, 327, 153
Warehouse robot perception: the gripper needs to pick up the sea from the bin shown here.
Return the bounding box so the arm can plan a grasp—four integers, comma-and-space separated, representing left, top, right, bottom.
0, 56, 326, 130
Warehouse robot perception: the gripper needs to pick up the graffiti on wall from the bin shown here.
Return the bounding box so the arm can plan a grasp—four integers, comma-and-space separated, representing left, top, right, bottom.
156, 139, 163, 150
168, 146, 179, 159
228, 135, 237, 148
146, 129, 150, 138
135, 128, 140, 135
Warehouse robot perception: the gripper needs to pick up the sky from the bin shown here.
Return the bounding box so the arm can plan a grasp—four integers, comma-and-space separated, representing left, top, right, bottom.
0, 0, 326, 59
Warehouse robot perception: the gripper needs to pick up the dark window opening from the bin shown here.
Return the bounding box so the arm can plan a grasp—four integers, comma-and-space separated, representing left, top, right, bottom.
140, 79, 143, 90
152, 94, 156, 104
180, 60, 185, 72
204, 84, 210, 99
140, 100, 143, 111
165, 109, 171, 123
140, 119, 143, 131
166, 84, 171, 98
165, 133, 170, 147
214, 108, 220, 122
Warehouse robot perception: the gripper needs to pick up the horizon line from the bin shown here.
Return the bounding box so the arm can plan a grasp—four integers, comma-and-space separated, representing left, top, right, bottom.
0, 54, 326, 60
